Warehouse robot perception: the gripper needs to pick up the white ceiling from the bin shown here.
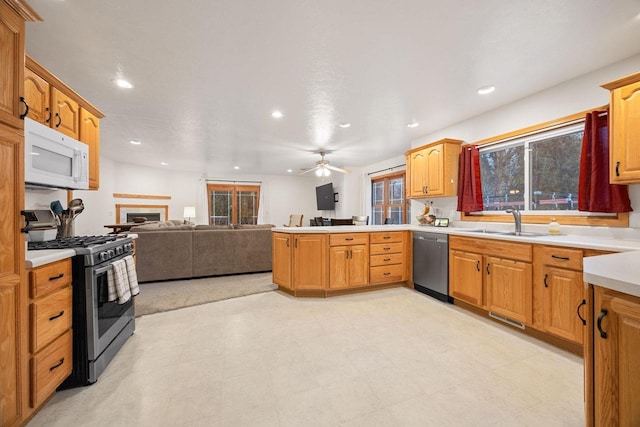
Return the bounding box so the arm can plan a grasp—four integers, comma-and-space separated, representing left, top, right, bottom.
25, 0, 640, 176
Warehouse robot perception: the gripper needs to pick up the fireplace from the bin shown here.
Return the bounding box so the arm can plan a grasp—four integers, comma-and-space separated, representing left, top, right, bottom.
126, 212, 161, 222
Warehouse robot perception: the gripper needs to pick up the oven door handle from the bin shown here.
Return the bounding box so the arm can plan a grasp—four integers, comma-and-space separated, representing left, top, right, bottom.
93, 263, 115, 276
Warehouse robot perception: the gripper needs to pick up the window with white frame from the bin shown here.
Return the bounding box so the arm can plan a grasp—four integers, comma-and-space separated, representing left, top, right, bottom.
479, 123, 584, 214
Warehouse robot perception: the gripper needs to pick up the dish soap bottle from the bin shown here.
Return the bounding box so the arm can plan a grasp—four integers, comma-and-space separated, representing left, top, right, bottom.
548, 218, 561, 235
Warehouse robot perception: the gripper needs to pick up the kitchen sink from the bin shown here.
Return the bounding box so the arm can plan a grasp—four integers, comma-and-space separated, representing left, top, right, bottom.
462, 229, 546, 237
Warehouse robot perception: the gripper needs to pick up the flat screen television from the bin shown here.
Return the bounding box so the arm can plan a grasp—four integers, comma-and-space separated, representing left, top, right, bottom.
316, 183, 335, 210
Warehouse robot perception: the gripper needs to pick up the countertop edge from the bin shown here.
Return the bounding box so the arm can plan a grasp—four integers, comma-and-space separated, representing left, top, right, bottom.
26, 249, 76, 269
584, 251, 640, 298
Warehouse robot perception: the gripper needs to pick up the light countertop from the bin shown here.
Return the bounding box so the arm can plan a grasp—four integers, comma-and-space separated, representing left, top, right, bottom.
584, 251, 640, 298
26, 249, 76, 269
272, 225, 640, 252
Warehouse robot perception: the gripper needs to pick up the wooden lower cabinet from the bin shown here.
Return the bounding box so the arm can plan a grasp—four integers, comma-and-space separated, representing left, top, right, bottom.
28, 259, 73, 410
542, 266, 585, 344
449, 236, 532, 325
587, 286, 640, 426
272, 233, 292, 290
292, 234, 327, 291
449, 249, 483, 306
486, 256, 531, 324
271, 231, 409, 296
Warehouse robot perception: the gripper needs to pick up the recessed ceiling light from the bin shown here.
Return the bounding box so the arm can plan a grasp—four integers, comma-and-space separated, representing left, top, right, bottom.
160, 162, 168, 166
407, 122, 419, 128
477, 85, 496, 95
233, 166, 240, 170
338, 123, 351, 128
129, 140, 141, 145
287, 169, 293, 173
271, 110, 284, 119
114, 78, 134, 89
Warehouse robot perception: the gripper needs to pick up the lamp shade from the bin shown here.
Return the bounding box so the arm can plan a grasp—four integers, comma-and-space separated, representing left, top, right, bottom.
183, 206, 196, 218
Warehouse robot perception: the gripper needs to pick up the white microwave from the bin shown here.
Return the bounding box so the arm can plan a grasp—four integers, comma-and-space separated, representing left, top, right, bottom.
25, 117, 89, 190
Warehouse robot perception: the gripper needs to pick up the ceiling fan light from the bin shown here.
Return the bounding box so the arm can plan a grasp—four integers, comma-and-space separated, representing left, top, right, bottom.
323, 168, 331, 177
315, 168, 323, 176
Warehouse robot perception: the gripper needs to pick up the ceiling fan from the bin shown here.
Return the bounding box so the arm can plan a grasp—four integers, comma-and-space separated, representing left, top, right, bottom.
299, 151, 351, 176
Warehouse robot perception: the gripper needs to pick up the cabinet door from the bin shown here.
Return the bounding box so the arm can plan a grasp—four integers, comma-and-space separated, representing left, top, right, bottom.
0, 124, 26, 426
80, 108, 100, 189
24, 68, 50, 125
449, 250, 483, 306
293, 234, 327, 290
51, 88, 79, 139
408, 149, 427, 197
486, 257, 532, 324
348, 244, 369, 287
542, 266, 584, 344
425, 143, 444, 196
329, 246, 349, 289
0, 2, 25, 128
272, 233, 292, 289
594, 287, 640, 426
610, 80, 640, 184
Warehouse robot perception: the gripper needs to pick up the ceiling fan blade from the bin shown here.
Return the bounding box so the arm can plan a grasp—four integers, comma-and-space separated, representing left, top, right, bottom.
299, 166, 319, 175
326, 164, 351, 174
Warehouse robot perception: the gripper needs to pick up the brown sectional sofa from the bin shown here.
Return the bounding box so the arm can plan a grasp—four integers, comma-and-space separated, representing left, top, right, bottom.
130, 221, 274, 282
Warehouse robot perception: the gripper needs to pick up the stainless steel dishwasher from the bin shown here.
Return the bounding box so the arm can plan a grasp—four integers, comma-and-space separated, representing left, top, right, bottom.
413, 231, 450, 302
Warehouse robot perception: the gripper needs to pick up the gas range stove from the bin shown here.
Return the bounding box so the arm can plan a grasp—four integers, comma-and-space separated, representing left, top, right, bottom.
28, 235, 134, 266
28, 235, 121, 251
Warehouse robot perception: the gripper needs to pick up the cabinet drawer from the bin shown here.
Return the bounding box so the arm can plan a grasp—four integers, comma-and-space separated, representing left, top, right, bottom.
370, 253, 404, 267
541, 246, 583, 271
30, 259, 72, 298
449, 236, 532, 262
370, 264, 404, 284
329, 233, 369, 246
30, 329, 72, 408
370, 242, 403, 255
31, 286, 72, 353
370, 231, 404, 244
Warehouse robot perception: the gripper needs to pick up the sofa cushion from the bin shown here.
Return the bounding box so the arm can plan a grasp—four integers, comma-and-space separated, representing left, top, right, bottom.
234, 224, 275, 229
135, 230, 194, 282
194, 224, 233, 230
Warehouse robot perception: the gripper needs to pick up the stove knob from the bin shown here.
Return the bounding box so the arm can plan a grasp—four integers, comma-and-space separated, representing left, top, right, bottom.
125, 243, 133, 252
100, 251, 109, 262
116, 246, 123, 255
108, 249, 115, 259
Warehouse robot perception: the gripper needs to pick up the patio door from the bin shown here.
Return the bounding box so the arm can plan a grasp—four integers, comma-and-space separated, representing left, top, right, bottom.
207, 184, 260, 225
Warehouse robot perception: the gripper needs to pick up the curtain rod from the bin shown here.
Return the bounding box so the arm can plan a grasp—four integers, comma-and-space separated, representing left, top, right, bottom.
205, 178, 262, 184
367, 164, 406, 176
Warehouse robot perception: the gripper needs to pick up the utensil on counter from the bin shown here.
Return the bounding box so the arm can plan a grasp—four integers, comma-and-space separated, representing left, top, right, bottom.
50, 200, 63, 216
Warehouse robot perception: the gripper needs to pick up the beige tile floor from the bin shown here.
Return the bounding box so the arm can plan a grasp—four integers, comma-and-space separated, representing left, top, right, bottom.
28, 287, 585, 427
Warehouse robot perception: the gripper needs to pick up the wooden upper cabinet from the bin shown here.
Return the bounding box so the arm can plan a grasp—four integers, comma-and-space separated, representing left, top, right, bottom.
405, 139, 462, 198
24, 67, 50, 125
602, 71, 640, 184
80, 108, 100, 189
25, 56, 105, 189
0, 1, 26, 129
51, 88, 79, 139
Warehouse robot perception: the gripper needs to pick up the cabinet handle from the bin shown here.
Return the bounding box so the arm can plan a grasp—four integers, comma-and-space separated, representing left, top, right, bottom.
383, 247, 391, 251
551, 255, 570, 261
55, 112, 62, 127
350, 250, 353, 259
49, 310, 65, 321
45, 107, 51, 123
577, 300, 587, 326
383, 236, 391, 240
20, 97, 29, 119
294, 238, 298, 248
383, 258, 391, 262
486, 263, 490, 275
49, 273, 64, 281
616, 161, 620, 177
49, 358, 65, 371
383, 272, 391, 276
345, 238, 354, 241
597, 309, 608, 339
425, 186, 429, 194
476, 260, 480, 272
543, 274, 549, 288
286, 238, 289, 247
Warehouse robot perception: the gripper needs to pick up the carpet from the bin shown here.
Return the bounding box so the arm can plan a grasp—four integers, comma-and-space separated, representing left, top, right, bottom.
134, 272, 277, 316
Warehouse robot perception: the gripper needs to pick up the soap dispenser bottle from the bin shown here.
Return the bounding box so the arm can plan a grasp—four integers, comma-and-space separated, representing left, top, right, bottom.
548, 218, 561, 235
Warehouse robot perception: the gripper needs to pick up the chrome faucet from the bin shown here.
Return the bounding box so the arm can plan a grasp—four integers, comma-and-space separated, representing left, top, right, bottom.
506, 208, 522, 234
